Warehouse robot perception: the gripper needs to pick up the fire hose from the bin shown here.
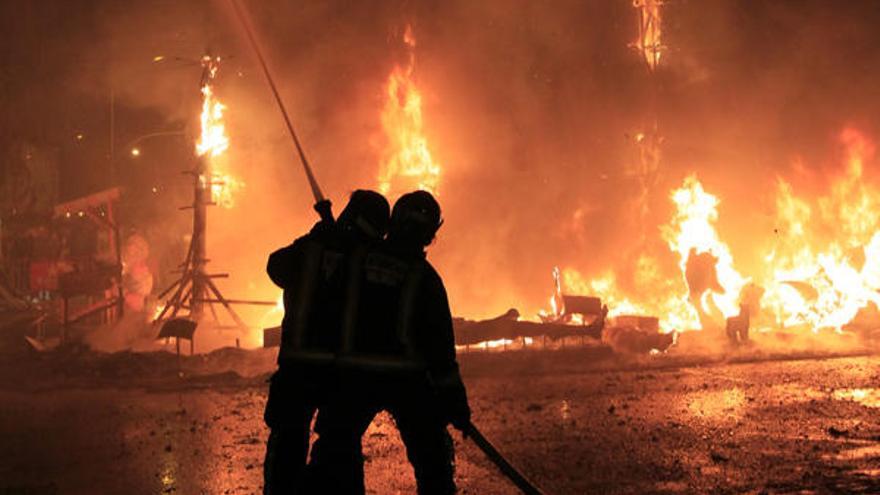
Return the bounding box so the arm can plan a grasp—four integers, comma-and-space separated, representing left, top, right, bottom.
228, 0, 333, 222
466, 422, 547, 495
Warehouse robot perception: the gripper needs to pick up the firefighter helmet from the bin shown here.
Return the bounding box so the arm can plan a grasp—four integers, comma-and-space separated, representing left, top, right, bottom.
337, 189, 390, 241
389, 190, 443, 247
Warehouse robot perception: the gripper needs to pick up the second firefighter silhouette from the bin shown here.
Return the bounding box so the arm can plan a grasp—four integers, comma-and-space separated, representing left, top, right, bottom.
309, 191, 471, 495
263, 190, 390, 495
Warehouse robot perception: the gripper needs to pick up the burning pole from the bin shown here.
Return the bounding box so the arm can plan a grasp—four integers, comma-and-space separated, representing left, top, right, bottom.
154, 54, 273, 332
191, 55, 224, 321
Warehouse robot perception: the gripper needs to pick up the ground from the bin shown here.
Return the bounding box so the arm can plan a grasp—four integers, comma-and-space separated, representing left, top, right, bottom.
1, 336, 880, 494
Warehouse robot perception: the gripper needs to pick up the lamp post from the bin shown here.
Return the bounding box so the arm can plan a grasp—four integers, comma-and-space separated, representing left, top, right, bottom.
122, 129, 187, 159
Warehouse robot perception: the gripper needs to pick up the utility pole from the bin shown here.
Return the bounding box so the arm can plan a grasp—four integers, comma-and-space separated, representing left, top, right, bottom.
630, 0, 665, 241
153, 54, 272, 334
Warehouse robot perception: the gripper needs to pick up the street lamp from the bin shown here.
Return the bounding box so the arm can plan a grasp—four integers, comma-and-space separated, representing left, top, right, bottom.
121, 129, 187, 158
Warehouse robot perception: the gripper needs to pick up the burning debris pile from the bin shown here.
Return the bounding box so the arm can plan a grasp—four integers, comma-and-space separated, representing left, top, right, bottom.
455, 129, 880, 355
441, 0, 880, 355
541, 130, 880, 353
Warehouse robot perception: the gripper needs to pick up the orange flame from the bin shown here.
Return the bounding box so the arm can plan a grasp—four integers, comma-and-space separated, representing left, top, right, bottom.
196, 83, 228, 158
547, 177, 745, 333
545, 129, 880, 337
663, 176, 747, 325
195, 59, 243, 209
208, 173, 245, 209
378, 24, 441, 197
762, 129, 880, 332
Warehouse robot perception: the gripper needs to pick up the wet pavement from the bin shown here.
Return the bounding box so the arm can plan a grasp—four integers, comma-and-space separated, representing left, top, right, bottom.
1, 353, 880, 494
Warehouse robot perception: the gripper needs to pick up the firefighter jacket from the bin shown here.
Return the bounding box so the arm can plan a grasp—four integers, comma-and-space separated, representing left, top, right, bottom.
337, 241, 465, 394
267, 220, 351, 367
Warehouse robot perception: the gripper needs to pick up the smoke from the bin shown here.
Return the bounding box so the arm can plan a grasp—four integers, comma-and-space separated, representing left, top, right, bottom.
83, 312, 157, 353
14, 0, 880, 336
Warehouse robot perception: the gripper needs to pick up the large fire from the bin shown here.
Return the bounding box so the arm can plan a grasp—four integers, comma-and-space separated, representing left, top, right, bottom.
761, 130, 880, 332
196, 57, 243, 209
662, 176, 746, 326
196, 82, 228, 158
172, 11, 880, 352
377, 25, 441, 197
550, 129, 880, 337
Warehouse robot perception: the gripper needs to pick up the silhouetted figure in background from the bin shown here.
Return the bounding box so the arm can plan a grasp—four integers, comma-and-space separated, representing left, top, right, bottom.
308, 190, 470, 495
726, 303, 750, 345
685, 247, 722, 299
685, 247, 724, 328
263, 191, 390, 495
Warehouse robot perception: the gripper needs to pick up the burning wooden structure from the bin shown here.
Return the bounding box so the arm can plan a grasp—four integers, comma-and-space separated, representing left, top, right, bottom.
153, 55, 272, 337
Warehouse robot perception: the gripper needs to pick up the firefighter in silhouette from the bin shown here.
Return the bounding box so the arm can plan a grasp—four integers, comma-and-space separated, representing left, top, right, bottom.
307, 190, 470, 495
263, 190, 390, 495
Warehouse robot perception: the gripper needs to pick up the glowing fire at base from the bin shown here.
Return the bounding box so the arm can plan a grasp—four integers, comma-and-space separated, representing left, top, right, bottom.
456, 337, 535, 353
547, 129, 880, 337
377, 25, 441, 197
